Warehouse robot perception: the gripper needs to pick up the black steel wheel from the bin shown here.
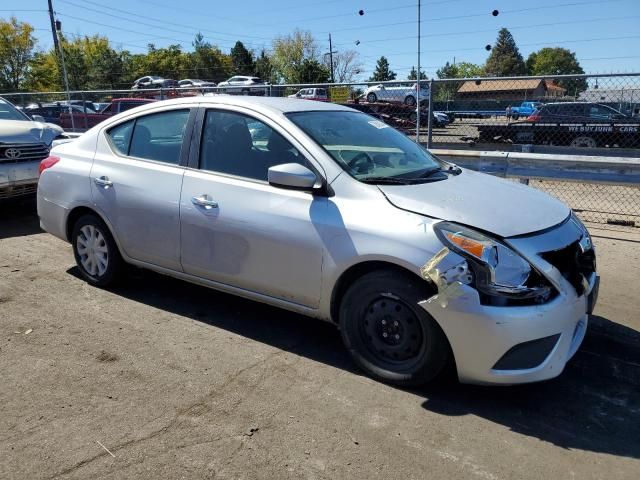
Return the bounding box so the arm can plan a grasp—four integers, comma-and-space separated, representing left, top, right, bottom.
339, 270, 451, 386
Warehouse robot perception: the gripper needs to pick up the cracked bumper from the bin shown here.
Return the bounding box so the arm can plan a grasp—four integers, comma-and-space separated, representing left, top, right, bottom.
421, 276, 596, 385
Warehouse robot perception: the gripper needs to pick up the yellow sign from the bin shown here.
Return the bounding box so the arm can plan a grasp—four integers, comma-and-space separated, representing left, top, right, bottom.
330, 86, 350, 103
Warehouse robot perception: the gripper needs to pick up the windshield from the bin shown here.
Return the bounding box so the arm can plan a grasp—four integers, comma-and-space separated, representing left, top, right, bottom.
287, 111, 441, 181
0, 98, 29, 121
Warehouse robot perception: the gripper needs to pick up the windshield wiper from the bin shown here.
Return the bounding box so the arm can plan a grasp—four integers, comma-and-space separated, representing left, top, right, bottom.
359, 176, 417, 185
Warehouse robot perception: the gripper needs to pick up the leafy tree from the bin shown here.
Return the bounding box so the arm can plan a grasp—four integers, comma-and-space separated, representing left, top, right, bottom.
254, 49, 274, 82
271, 29, 319, 83
368, 56, 396, 82
407, 66, 427, 80
0, 17, 36, 91
230, 40, 254, 75
328, 50, 362, 83
191, 33, 232, 82
434, 61, 484, 101
484, 28, 526, 77
526, 47, 587, 95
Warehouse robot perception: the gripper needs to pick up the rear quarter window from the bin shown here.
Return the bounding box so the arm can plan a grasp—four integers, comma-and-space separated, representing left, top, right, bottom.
106, 120, 135, 155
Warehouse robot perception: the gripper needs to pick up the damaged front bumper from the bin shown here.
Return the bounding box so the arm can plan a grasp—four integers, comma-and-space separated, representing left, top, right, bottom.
419, 218, 598, 385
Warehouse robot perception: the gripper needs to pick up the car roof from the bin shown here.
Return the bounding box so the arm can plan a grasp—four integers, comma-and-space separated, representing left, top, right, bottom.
111, 98, 156, 103
127, 95, 353, 115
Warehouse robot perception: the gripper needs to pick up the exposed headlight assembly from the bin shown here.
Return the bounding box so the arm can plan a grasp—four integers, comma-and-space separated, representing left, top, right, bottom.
434, 222, 552, 301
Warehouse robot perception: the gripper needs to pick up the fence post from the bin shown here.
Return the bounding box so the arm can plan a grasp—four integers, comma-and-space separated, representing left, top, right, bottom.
427, 78, 434, 149
81, 91, 88, 130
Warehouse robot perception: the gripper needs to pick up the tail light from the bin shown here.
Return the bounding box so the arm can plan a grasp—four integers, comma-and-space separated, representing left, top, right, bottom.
39, 155, 60, 175
527, 114, 541, 122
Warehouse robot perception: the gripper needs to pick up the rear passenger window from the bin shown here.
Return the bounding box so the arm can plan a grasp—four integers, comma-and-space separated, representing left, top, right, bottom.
107, 120, 134, 155
129, 109, 190, 164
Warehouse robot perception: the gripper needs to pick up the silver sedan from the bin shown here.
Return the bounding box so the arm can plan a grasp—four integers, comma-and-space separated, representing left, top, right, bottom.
37, 96, 598, 386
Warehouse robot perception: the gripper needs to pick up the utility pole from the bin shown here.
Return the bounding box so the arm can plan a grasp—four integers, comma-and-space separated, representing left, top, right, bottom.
47, 0, 60, 54
328, 34, 335, 83
416, 0, 421, 142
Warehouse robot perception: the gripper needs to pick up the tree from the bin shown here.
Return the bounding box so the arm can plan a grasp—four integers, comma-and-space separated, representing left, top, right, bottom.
191, 33, 232, 82
296, 58, 330, 83
327, 50, 362, 83
254, 49, 274, 83
0, 17, 36, 91
368, 56, 396, 82
230, 41, 254, 75
484, 28, 526, 77
407, 66, 427, 80
434, 61, 484, 101
271, 29, 320, 83
526, 47, 587, 95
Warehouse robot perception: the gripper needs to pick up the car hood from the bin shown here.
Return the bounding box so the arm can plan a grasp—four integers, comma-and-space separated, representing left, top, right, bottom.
378, 168, 570, 238
0, 119, 62, 146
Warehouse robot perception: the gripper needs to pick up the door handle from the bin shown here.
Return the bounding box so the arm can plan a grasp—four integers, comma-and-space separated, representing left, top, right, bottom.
93, 176, 113, 188
191, 194, 218, 209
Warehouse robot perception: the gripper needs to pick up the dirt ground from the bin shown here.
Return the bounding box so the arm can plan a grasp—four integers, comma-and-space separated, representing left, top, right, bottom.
1, 199, 639, 480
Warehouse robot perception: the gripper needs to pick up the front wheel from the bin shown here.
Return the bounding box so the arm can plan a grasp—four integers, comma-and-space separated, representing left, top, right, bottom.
71, 214, 123, 287
404, 95, 416, 106
339, 270, 450, 386
367, 93, 377, 103
511, 112, 519, 120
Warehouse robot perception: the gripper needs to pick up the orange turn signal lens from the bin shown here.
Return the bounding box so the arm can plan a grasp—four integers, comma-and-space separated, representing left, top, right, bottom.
446, 232, 487, 259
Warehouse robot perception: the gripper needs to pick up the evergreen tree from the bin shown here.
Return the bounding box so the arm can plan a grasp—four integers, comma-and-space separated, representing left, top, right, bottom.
230, 41, 254, 75
407, 66, 427, 80
368, 56, 396, 82
484, 28, 526, 77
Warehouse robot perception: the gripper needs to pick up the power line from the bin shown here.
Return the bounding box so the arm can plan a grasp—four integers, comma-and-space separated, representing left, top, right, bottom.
334, 14, 640, 47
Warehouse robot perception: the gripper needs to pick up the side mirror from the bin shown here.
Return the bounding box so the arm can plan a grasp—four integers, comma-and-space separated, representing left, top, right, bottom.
32, 114, 46, 123
268, 163, 317, 190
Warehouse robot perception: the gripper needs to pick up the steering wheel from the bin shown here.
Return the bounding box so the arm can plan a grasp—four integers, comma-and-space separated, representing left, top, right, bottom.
348, 151, 375, 174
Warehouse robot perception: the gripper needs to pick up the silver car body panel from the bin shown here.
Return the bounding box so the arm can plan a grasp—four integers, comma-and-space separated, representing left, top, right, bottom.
37, 95, 594, 385
363, 84, 429, 103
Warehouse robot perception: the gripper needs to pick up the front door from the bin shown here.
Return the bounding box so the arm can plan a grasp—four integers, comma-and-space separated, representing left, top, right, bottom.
91, 107, 193, 271
179, 108, 326, 308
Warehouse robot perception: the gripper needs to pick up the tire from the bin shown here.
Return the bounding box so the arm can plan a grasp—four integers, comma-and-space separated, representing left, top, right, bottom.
71, 214, 123, 287
242, 89, 250, 96
404, 95, 416, 106
570, 136, 597, 148
409, 112, 417, 123
367, 93, 377, 103
339, 270, 450, 386
511, 113, 519, 120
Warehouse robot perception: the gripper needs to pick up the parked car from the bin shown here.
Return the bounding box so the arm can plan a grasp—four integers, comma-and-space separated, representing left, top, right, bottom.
507, 101, 542, 120
24, 103, 86, 126
38, 96, 598, 387
59, 98, 155, 130
132, 76, 179, 90
0, 97, 65, 199
527, 102, 630, 123
217, 76, 267, 95
364, 83, 429, 106
288, 88, 328, 102
178, 79, 217, 88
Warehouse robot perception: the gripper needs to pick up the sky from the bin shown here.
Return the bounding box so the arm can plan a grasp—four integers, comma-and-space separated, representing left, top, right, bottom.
4, 0, 640, 80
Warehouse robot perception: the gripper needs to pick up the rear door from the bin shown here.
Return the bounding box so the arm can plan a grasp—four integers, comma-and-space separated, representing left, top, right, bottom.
91, 106, 195, 270
179, 107, 326, 308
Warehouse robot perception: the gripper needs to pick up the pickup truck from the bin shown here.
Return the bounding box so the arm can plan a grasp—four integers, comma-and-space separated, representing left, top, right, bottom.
507, 101, 542, 120
60, 98, 155, 130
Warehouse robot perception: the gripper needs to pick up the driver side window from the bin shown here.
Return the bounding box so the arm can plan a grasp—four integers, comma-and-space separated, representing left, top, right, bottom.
199, 110, 309, 181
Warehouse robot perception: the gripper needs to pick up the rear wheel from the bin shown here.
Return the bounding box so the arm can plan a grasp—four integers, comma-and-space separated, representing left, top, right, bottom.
511, 112, 520, 120
339, 270, 450, 386
570, 136, 597, 148
367, 93, 377, 103
71, 214, 123, 287
404, 95, 416, 106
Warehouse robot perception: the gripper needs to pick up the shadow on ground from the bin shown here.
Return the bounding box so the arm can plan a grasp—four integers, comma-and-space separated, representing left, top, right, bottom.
67, 266, 640, 461
0, 197, 41, 240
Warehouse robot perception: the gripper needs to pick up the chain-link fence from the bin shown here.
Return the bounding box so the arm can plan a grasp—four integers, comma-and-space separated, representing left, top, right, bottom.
2, 73, 639, 228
